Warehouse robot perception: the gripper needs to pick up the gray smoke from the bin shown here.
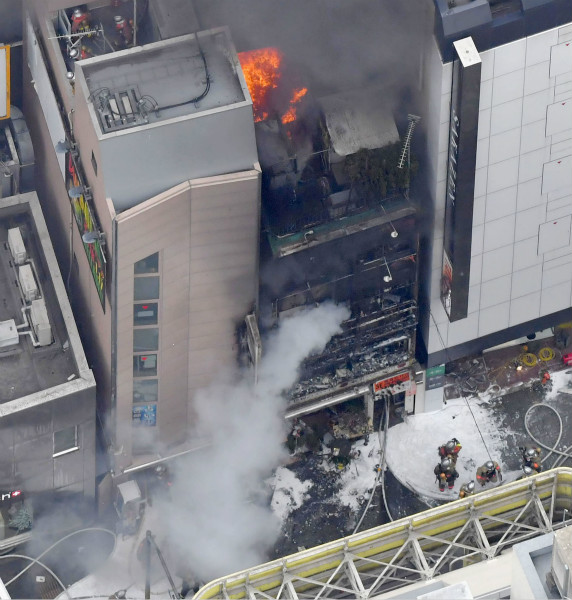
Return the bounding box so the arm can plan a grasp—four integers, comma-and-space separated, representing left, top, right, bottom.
159, 302, 349, 582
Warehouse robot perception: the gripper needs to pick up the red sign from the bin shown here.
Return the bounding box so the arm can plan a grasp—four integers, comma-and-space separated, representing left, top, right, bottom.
1, 490, 22, 502
373, 372, 410, 392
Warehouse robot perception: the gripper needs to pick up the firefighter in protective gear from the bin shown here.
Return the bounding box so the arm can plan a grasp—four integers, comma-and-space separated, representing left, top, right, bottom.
438, 437, 462, 463
434, 457, 459, 492
71, 7, 91, 34
114, 15, 133, 46
520, 446, 542, 473
476, 460, 502, 486
458, 480, 475, 499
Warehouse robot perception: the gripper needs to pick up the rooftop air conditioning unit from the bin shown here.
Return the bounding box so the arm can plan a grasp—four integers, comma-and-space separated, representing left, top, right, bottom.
551, 525, 572, 598
0, 319, 19, 348
18, 264, 39, 302
30, 298, 52, 346
8, 227, 27, 265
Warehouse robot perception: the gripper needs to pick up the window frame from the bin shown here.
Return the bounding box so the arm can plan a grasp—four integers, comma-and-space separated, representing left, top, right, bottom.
53, 425, 79, 458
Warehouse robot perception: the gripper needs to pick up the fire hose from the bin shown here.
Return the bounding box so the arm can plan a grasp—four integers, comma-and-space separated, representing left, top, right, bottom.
524, 403, 572, 467
352, 396, 393, 534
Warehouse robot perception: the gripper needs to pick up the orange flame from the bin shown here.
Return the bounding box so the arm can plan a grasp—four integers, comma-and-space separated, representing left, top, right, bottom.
281, 87, 308, 124
238, 47, 283, 122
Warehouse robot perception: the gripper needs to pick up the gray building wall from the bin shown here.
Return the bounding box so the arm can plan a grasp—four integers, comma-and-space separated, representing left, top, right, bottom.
421, 22, 572, 363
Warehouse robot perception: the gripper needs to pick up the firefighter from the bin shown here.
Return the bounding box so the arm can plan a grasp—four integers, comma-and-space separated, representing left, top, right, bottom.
438, 437, 462, 463
458, 480, 475, 499
520, 465, 535, 478
114, 15, 133, 47
476, 460, 502, 486
521, 446, 542, 474
434, 457, 459, 492
70, 7, 91, 34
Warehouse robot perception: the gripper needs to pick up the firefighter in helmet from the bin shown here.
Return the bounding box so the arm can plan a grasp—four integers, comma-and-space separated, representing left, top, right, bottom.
476, 460, 502, 486
458, 480, 475, 499
114, 15, 133, 47
520, 446, 542, 474
438, 437, 462, 464
70, 7, 91, 35
434, 457, 459, 492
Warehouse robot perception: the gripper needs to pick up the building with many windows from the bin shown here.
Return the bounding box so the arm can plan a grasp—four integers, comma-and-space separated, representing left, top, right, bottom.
417, 0, 572, 407
23, 2, 260, 474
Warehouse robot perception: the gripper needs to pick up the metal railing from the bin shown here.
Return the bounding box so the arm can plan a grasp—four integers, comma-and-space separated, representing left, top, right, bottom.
194, 467, 572, 599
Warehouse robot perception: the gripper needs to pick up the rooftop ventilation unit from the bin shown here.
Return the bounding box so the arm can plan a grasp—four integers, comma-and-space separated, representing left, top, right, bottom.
7, 227, 27, 265
18, 263, 39, 302
0, 319, 19, 348
30, 298, 52, 346
93, 87, 149, 133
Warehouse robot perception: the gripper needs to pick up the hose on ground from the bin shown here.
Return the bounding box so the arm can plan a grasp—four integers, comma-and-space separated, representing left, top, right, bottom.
524, 404, 572, 467
353, 396, 392, 534
0, 553, 71, 599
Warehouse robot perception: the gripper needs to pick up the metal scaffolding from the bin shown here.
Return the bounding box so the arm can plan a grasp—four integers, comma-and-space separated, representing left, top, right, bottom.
194, 468, 572, 599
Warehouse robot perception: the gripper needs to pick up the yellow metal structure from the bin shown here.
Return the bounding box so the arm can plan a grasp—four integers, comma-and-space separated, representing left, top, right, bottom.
194, 468, 572, 599
0, 45, 10, 120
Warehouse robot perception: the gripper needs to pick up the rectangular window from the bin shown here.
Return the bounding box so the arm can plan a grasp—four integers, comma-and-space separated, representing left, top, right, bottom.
53, 425, 79, 457
133, 328, 159, 352
133, 354, 157, 377
133, 302, 158, 326
133, 379, 158, 403
134, 276, 160, 300
134, 253, 159, 274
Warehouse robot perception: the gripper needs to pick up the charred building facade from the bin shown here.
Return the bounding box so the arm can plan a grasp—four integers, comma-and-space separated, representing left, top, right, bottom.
244, 58, 422, 418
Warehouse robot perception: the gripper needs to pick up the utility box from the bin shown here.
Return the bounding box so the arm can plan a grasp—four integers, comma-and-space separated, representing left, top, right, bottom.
8, 227, 27, 265
18, 264, 39, 302
0, 319, 18, 347
30, 298, 52, 346
114, 480, 144, 535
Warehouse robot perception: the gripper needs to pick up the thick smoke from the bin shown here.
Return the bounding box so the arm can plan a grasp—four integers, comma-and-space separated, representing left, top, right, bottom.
159, 302, 349, 582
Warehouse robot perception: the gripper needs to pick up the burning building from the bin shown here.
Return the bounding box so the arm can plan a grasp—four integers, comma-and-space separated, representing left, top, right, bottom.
238, 47, 422, 419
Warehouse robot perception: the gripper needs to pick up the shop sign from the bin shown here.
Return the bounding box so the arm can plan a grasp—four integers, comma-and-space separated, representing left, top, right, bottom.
66, 154, 106, 310
1, 490, 22, 503
373, 372, 410, 393
132, 404, 157, 426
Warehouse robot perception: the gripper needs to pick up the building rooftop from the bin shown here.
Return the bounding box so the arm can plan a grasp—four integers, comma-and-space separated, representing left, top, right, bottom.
0, 193, 91, 406
79, 27, 249, 134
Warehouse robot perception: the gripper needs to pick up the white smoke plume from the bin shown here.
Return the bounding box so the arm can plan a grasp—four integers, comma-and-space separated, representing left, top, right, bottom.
159, 302, 349, 582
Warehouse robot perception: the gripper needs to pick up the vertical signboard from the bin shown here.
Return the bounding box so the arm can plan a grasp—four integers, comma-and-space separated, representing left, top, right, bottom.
0, 45, 9, 120
441, 37, 481, 322
66, 154, 106, 310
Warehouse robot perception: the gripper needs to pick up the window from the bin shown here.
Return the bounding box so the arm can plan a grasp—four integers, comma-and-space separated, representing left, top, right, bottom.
134, 303, 158, 326
133, 379, 158, 403
134, 253, 159, 274
133, 328, 159, 352
134, 276, 160, 300
133, 354, 157, 377
53, 426, 79, 457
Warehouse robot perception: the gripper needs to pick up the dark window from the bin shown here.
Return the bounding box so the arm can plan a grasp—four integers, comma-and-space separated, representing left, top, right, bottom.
133, 328, 159, 352
133, 303, 158, 326
134, 276, 160, 300
53, 426, 79, 456
91, 151, 98, 176
133, 354, 157, 377
133, 379, 158, 403
134, 253, 159, 274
